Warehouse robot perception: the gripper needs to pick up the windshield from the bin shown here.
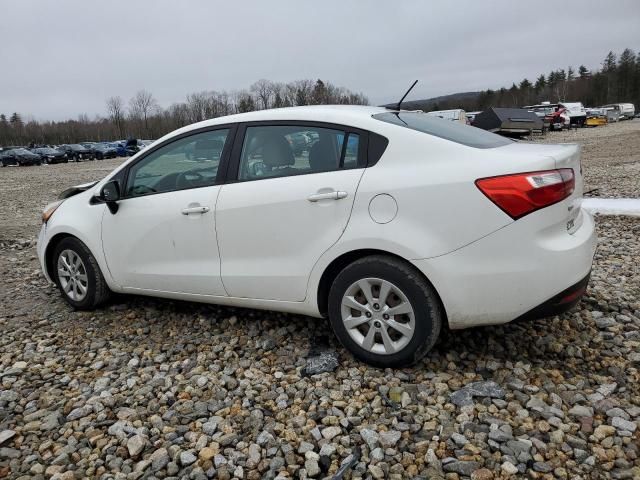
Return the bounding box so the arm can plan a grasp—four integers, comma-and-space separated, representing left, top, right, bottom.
37, 148, 57, 154
13, 148, 32, 154
373, 111, 513, 149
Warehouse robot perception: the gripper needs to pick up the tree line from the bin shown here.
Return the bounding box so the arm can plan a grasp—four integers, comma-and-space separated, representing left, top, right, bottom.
0, 79, 368, 146
424, 48, 640, 113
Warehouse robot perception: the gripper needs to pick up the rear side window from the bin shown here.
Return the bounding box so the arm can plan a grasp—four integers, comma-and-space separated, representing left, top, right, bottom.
373, 112, 512, 149
237, 125, 362, 181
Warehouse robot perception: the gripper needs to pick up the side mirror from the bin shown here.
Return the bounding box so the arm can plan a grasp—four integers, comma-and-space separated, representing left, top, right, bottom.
99, 180, 121, 214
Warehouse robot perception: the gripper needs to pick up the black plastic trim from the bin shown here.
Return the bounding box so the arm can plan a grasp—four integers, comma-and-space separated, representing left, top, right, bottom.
516, 272, 590, 322
367, 132, 389, 167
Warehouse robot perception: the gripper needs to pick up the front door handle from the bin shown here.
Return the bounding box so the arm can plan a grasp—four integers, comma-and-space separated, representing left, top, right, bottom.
181, 206, 210, 215
307, 191, 348, 202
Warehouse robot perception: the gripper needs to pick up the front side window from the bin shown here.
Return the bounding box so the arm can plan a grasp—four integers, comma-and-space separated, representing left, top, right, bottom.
126, 129, 229, 197
238, 125, 361, 181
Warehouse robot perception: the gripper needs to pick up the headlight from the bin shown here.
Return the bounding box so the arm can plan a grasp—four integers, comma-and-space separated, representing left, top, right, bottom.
42, 200, 64, 224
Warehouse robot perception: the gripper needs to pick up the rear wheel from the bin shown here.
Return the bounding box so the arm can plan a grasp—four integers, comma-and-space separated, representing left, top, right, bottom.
328, 255, 442, 367
53, 237, 111, 310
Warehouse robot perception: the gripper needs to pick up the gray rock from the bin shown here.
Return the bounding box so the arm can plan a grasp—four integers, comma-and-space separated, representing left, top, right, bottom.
568, 405, 594, 417
450, 432, 468, 447
180, 450, 197, 466
66, 405, 92, 421
379, 430, 401, 447
370, 447, 384, 461
303, 351, 339, 375
359, 428, 379, 449
305, 458, 320, 477
150, 448, 170, 471
257, 430, 275, 446
443, 460, 481, 476
0, 447, 20, 459
489, 428, 513, 442
595, 317, 616, 329
533, 462, 553, 473
450, 381, 505, 406
611, 416, 637, 433
0, 430, 16, 445
202, 421, 217, 435
40, 412, 62, 431
247, 443, 261, 466
321, 426, 341, 440
127, 434, 146, 457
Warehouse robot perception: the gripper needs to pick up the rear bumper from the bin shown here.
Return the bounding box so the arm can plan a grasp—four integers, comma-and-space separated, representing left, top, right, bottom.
515, 272, 590, 321
412, 207, 597, 329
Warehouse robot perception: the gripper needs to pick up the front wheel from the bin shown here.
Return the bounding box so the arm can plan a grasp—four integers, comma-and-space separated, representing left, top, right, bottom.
328, 255, 442, 367
53, 237, 111, 310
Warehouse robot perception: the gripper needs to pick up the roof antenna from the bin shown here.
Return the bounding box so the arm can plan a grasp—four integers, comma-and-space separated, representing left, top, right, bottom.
395, 80, 418, 111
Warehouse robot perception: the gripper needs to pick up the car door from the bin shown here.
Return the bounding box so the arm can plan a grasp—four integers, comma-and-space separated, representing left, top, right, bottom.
101, 126, 234, 296
216, 122, 366, 302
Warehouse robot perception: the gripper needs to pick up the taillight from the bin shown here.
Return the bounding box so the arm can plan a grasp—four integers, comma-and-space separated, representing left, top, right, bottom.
476, 168, 575, 219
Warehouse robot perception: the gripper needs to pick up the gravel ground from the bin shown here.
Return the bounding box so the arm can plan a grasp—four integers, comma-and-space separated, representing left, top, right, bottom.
1, 122, 639, 479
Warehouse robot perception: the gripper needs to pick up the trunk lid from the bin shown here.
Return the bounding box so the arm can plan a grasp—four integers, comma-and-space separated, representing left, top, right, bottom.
531, 143, 583, 233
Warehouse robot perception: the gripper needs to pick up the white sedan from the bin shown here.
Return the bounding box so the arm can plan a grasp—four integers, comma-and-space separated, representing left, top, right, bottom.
37, 106, 596, 366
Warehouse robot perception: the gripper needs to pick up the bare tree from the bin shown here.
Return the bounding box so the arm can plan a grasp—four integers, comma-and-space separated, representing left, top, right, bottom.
250, 79, 274, 110
106, 96, 125, 138
129, 90, 158, 136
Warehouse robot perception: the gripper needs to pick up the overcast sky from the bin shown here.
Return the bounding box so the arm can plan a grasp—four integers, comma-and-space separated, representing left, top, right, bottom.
2, 0, 639, 121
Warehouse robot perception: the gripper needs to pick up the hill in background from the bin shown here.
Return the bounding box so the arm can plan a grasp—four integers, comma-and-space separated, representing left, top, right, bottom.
381, 91, 481, 111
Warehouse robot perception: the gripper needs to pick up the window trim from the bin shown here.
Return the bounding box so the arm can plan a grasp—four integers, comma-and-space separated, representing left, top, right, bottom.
224, 120, 369, 184
119, 124, 238, 200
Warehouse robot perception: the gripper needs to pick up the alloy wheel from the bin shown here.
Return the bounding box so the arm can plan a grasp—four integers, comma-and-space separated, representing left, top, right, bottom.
340, 277, 415, 355
57, 249, 89, 301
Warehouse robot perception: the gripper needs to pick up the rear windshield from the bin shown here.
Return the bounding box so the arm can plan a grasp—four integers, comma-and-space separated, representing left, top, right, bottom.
373, 112, 512, 149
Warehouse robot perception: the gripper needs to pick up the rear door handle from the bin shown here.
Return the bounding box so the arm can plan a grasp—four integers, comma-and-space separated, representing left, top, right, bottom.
307, 191, 348, 202
181, 206, 210, 215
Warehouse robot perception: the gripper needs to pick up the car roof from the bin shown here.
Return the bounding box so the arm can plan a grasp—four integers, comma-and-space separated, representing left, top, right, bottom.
164, 105, 391, 140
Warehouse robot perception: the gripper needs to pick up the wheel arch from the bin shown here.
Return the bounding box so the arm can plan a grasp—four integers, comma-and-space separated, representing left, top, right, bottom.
44, 233, 76, 282
316, 248, 447, 323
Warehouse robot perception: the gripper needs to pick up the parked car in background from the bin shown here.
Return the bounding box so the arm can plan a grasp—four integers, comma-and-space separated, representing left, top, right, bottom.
425, 109, 468, 124
32, 147, 68, 164
109, 142, 128, 157
37, 106, 595, 367
59, 144, 94, 161
0, 147, 42, 166
602, 103, 635, 120
93, 143, 118, 160
584, 109, 608, 127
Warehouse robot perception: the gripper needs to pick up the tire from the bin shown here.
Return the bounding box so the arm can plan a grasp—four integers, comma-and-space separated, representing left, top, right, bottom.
53, 237, 111, 310
328, 255, 442, 367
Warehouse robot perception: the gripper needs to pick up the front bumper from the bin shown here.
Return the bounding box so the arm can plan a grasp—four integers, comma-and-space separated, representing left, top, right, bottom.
37, 224, 52, 283
412, 208, 597, 329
